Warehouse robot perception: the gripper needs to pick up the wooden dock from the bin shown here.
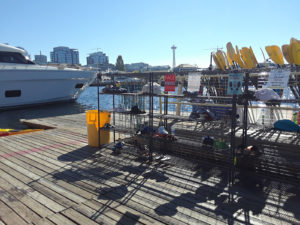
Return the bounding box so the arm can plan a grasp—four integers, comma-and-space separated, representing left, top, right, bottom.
0, 113, 299, 224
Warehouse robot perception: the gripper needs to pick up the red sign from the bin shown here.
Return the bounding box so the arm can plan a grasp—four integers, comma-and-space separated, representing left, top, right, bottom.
164, 74, 176, 92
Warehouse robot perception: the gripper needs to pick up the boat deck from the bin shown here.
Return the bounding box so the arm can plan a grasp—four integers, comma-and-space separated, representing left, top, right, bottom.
0, 113, 299, 224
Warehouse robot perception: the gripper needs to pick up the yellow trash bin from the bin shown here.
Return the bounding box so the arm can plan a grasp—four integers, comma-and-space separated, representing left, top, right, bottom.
86, 110, 111, 147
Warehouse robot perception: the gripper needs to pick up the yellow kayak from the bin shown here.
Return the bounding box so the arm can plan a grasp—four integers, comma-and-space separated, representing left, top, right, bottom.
282, 44, 294, 64
212, 53, 223, 70
8, 129, 44, 136
227, 51, 233, 66
265, 45, 284, 65
216, 50, 227, 70
0, 129, 44, 137
249, 46, 258, 65
221, 51, 230, 68
290, 37, 300, 65
226, 42, 236, 64
240, 47, 256, 69
0, 128, 14, 132
235, 45, 247, 69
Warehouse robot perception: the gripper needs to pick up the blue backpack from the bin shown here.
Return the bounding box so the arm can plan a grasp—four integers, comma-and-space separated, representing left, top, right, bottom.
274, 120, 300, 132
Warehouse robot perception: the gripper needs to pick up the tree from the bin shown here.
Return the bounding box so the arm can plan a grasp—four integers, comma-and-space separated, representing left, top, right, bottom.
116, 55, 125, 71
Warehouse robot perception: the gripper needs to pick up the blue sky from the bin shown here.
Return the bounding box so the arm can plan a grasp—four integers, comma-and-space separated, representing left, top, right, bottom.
1, 0, 299, 67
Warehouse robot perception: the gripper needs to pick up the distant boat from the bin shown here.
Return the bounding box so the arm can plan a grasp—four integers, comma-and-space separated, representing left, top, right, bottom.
0, 43, 97, 110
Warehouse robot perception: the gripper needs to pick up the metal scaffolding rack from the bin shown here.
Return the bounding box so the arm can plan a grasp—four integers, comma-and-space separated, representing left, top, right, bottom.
95, 68, 300, 188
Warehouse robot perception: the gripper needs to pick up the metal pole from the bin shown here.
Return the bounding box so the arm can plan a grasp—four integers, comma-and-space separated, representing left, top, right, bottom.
242, 72, 249, 147
176, 75, 183, 116
229, 93, 237, 201
97, 73, 101, 148
159, 97, 162, 115
113, 74, 116, 142
209, 52, 213, 71
149, 72, 154, 162
164, 94, 168, 128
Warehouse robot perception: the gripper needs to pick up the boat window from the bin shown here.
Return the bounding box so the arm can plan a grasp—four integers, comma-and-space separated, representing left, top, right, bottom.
0, 52, 31, 64
5, 90, 21, 97
75, 83, 84, 89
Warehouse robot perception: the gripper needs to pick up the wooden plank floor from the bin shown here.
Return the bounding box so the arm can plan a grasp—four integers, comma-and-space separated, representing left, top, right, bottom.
0, 114, 296, 224
21, 112, 300, 147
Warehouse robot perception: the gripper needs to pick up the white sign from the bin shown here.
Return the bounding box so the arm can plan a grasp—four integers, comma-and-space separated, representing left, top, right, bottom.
266, 69, 290, 89
187, 72, 201, 92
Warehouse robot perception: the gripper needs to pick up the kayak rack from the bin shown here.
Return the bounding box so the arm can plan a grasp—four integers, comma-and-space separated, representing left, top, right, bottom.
95, 68, 300, 189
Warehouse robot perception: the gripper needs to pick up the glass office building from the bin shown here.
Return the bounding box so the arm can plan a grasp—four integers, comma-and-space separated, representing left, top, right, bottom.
34, 54, 47, 65
86, 51, 109, 68
50, 47, 79, 65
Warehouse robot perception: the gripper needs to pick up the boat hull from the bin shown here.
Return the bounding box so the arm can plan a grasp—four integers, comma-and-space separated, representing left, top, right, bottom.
0, 68, 96, 110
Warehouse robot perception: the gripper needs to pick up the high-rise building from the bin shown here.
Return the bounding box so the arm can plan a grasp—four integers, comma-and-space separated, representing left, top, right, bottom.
34, 52, 47, 65
50, 46, 79, 65
86, 51, 109, 68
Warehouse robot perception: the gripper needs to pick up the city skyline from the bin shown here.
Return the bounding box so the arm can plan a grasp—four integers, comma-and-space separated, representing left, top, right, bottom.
31, 46, 110, 66
18, 44, 175, 68
1, 0, 300, 68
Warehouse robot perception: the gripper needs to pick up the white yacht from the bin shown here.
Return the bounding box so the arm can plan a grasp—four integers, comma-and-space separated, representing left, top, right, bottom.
0, 43, 97, 109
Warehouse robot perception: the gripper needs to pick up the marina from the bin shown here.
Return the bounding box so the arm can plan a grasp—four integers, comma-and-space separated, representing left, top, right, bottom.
2, 2, 300, 222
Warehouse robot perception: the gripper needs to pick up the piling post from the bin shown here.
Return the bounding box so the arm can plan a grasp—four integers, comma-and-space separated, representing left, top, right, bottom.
176, 75, 183, 115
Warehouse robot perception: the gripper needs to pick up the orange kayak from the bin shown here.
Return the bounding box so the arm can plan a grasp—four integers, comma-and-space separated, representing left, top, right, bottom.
0, 129, 44, 137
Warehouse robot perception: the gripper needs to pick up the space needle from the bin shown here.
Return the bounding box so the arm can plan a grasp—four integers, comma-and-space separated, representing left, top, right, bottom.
171, 45, 177, 70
